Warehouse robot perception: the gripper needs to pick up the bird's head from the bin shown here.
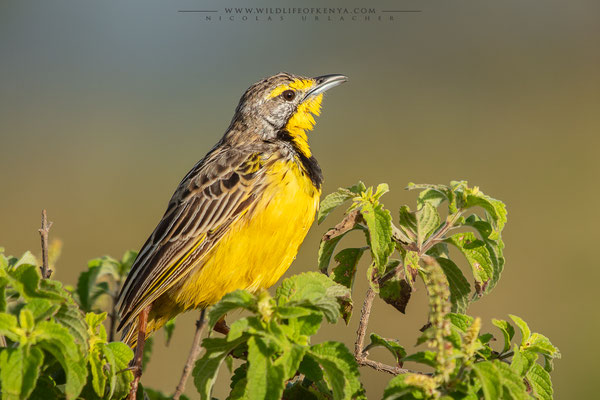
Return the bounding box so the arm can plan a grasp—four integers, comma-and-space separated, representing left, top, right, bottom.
229, 72, 348, 157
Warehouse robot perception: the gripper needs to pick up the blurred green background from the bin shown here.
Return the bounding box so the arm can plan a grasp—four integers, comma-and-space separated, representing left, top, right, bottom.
1, 0, 598, 398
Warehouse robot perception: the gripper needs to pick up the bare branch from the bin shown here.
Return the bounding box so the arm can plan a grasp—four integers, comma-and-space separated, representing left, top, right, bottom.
354, 287, 375, 360
38, 209, 53, 279
173, 309, 206, 400
357, 357, 411, 375
353, 287, 418, 376
129, 306, 151, 400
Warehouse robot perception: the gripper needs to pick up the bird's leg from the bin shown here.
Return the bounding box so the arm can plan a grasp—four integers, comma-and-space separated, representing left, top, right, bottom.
213, 316, 230, 335
128, 305, 151, 400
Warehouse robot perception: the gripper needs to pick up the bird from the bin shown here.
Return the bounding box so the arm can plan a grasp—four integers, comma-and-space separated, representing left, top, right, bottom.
115, 72, 347, 387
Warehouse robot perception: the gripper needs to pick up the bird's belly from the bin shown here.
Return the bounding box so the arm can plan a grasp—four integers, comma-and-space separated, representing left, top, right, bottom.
174, 160, 320, 309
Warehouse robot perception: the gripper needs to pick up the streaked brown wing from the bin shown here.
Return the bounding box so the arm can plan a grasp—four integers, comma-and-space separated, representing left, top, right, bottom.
117, 145, 270, 329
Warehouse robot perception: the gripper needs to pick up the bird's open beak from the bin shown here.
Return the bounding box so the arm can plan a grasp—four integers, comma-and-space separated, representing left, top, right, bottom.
304, 74, 348, 99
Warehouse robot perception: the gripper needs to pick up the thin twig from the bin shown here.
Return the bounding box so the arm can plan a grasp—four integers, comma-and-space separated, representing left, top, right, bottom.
354, 288, 375, 359
353, 288, 412, 375
358, 358, 411, 375
129, 306, 151, 400
38, 209, 53, 279
173, 309, 206, 400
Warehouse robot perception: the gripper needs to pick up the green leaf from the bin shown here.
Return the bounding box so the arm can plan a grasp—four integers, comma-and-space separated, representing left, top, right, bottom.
14, 251, 38, 270
28, 376, 63, 400
208, 290, 256, 329
8, 265, 54, 301
463, 190, 507, 240
331, 248, 365, 290
194, 336, 248, 400
495, 361, 528, 400
244, 336, 286, 400
445, 232, 494, 295
0, 346, 44, 400
360, 201, 394, 277
364, 333, 406, 364
298, 354, 323, 382
318, 182, 365, 224
526, 333, 560, 358
37, 340, 87, 398
88, 344, 107, 397
416, 202, 441, 247
383, 373, 439, 400
446, 313, 474, 332
55, 305, 89, 352
426, 243, 449, 259
417, 188, 448, 209
228, 364, 247, 399
309, 342, 364, 400
318, 226, 365, 274
37, 320, 80, 361
437, 258, 470, 313
76, 266, 100, 312
164, 318, 176, 346
527, 363, 553, 400
276, 272, 350, 323
509, 315, 531, 346
402, 251, 419, 287
104, 342, 134, 399
464, 215, 505, 294
397, 205, 417, 243
23, 298, 59, 323
0, 282, 6, 313
119, 250, 138, 277
331, 248, 365, 323
379, 276, 412, 314
472, 361, 502, 400
402, 351, 437, 368
511, 346, 538, 377
492, 319, 515, 353
275, 344, 306, 380
36, 319, 87, 399
408, 182, 457, 213
0, 313, 20, 342
18, 309, 34, 332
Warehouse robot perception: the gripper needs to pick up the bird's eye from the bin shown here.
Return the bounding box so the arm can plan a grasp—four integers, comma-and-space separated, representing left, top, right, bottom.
281, 90, 296, 101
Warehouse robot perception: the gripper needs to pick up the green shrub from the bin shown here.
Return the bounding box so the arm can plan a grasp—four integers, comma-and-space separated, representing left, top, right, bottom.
0, 181, 560, 399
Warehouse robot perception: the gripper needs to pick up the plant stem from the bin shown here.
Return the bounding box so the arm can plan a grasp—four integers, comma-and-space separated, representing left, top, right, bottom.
38, 209, 53, 279
354, 288, 375, 359
173, 309, 206, 399
354, 288, 411, 375
129, 306, 151, 400
418, 212, 463, 256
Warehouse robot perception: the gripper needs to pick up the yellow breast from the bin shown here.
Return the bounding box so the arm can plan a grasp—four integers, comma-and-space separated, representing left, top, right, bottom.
174, 158, 320, 308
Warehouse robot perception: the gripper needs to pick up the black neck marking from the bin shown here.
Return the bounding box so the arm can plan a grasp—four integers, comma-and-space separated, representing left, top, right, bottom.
277, 130, 323, 189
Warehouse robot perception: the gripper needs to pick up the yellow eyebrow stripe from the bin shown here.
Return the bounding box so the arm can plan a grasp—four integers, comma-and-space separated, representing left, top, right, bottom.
268, 78, 315, 98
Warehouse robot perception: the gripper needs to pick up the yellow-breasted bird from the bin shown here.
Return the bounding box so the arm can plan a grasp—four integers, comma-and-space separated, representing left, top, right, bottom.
116, 73, 347, 355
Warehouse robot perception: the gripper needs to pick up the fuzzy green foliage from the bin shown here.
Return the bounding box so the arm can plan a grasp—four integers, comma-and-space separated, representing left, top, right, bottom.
314, 181, 559, 399
0, 180, 560, 399
0, 249, 133, 399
